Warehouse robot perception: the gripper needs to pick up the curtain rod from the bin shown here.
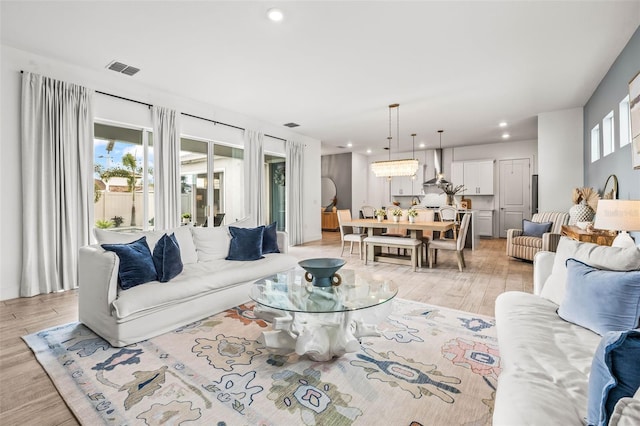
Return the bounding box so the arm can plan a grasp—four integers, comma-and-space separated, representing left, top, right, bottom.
96, 90, 152, 108
180, 112, 287, 142
20, 71, 289, 143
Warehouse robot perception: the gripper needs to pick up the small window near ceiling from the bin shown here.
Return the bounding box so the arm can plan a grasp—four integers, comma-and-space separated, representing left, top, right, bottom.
591, 124, 600, 163
602, 111, 615, 157
619, 95, 631, 147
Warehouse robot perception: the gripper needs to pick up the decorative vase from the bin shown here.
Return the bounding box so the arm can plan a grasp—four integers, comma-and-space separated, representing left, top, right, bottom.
377, 215, 384, 222
409, 216, 415, 224
393, 216, 400, 223
298, 258, 345, 287
569, 200, 595, 225
446, 194, 455, 206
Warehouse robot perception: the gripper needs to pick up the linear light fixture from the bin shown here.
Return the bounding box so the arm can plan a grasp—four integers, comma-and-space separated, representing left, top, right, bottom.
371, 104, 419, 178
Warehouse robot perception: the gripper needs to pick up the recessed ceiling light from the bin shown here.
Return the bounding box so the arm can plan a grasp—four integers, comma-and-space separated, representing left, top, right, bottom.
499, 121, 508, 128
502, 133, 510, 139
366, 149, 372, 154
347, 142, 353, 148
419, 143, 425, 148
267, 8, 284, 22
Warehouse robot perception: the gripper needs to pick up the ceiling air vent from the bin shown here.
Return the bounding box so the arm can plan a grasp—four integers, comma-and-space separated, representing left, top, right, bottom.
106, 60, 141, 76
283, 122, 300, 128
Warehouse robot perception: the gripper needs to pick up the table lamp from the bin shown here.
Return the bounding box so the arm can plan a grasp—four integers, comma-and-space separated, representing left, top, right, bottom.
593, 199, 640, 248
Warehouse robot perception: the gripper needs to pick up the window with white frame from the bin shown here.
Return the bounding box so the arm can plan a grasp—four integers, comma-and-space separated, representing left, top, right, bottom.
619, 95, 631, 147
591, 124, 600, 162
602, 111, 615, 157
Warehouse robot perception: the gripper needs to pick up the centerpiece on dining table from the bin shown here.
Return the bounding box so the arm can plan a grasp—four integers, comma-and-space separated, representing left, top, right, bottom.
390, 208, 403, 222
407, 208, 419, 223
375, 208, 386, 222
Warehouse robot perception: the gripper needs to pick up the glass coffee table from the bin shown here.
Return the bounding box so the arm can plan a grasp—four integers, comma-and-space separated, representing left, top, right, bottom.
249, 268, 398, 361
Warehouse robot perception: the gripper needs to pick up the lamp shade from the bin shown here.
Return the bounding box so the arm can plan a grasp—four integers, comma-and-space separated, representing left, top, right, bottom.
594, 200, 640, 232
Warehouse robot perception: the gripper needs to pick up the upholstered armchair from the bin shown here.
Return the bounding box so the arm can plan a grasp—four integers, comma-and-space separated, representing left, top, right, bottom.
506, 211, 569, 261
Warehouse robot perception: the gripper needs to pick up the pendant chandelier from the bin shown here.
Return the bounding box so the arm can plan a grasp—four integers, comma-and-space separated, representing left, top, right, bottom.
371, 103, 419, 178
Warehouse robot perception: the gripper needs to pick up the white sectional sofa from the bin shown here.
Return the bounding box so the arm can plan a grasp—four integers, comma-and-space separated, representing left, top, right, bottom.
79, 225, 298, 347
494, 238, 640, 425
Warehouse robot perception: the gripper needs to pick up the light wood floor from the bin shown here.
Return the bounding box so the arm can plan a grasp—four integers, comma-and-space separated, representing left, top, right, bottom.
0, 234, 531, 425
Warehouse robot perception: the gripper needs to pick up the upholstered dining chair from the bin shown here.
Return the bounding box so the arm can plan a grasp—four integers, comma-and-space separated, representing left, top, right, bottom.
506, 211, 569, 261
337, 209, 366, 259
428, 212, 471, 271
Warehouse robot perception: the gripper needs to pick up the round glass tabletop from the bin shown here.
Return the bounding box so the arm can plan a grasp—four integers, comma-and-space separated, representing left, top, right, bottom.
249, 268, 398, 314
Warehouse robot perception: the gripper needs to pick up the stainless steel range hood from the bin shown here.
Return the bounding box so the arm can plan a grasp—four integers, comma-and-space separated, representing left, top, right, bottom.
423, 148, 449, 186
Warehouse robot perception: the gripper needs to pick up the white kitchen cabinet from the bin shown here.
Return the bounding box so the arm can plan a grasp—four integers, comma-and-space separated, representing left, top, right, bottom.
391, 164, 423, 196
477, 210, 494, 237
452, 160, 494, 195
451, 162, 464, 187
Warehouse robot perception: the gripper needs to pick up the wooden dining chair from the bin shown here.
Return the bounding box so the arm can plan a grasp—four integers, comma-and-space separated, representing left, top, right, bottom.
438, 205, 459, 239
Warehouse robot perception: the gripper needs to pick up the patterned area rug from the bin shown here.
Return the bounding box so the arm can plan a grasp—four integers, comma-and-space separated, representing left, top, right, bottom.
23, 299, 500, 425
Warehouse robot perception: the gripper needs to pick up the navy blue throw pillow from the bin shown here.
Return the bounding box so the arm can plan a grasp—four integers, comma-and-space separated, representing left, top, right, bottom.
226, 226, 265, 261
262, 222, 280, 254
587, 330, 640, 426
102, 236, 158, 290
521, 219, 553, 237
152, 233, 183, 282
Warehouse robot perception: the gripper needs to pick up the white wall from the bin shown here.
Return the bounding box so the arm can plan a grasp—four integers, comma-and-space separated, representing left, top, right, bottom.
0, 45, 322, 300
351, 153, 369, 217
538, 108, 584, 212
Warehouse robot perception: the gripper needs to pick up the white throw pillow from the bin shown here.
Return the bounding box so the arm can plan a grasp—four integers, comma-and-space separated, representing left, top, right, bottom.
190, 226, 231, 262
540, 237, 640, 305
94, 226, 198, 265
93, 228, 142, 245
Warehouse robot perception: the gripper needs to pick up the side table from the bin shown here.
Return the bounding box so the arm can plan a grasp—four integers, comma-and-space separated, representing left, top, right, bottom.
561, 225, 617, 246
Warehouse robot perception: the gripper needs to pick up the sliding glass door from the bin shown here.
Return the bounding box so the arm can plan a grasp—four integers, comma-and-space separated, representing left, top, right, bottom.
180, 137, 245, 227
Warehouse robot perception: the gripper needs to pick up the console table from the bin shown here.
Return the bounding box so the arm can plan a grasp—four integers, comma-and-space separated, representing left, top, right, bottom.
561, 225, 617, 246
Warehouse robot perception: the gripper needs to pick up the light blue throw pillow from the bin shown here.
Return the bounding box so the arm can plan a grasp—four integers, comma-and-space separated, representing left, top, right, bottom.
226, 226, 265, 261
102, 236, 158, 290
586, 330, 640, 426
558, 258, 640, 336
521, 219, 552, 237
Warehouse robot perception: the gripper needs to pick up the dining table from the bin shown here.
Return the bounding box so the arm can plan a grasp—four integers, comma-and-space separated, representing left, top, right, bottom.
341, 218, 456, 264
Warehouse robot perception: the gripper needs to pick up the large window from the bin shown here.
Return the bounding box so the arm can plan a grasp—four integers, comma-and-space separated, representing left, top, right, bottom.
602, 111, 615, 157
620, 95, 631, 147
591, 124, 600, 163
94, 123, 154, 231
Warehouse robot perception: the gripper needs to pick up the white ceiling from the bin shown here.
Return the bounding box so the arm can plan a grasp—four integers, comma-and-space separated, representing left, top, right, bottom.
2, 1, 639, 156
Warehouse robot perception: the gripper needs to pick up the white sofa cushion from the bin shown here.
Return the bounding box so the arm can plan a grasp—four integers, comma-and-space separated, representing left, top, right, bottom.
540, 237, 640, 305
112, 253, 297, 320
190, 226, 231, 261
94, 226, 198, 265
494, 291, 602, 425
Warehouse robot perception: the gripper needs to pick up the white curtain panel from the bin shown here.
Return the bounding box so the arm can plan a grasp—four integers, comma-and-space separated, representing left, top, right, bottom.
20, 72, 94, 297
243, 129, 265, 227
152, 106, 181, 230
286, 140, 305, 246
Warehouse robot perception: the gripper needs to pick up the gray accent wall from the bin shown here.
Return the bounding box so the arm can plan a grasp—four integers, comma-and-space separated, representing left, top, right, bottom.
321, 153, 353, 212
584, 26, 640, 200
